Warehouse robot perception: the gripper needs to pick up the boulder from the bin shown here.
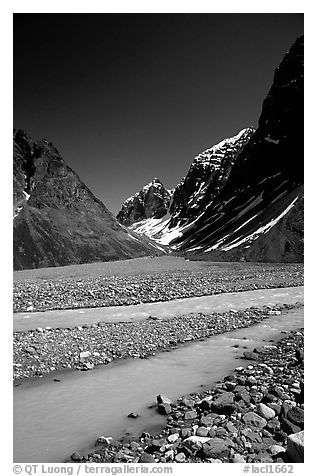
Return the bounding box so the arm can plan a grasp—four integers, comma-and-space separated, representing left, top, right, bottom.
232, 454, 247, 463
24, 347, 36, 354
182, 397, 195, 407
281, 417, 301, 435
243, 351, 258, 360
167, 433, 179, 443
139, 453, 155, 463
270, 386, 289, 400
200, 414, 216, 426
202, 437, 233, 459
184, 410, 198, 420
158, 403, 172, 415
286, 431, 304, 463
127, 412, 138, 419
182, 436, 210, 455
243, 412, 267, 429
286, 407, 304, 429
180, 428, 192, 439
96, 436, 112, 445
241, 428, 262, 443
266, 418, 281, 434
199, 396, 213, 411
269, 444, 286, 456
82, 362, 94, 370
156, 394, 173, 405
211, 392, 236, 415
196, 426, 209, 437
257, 403, 276, 420
71, 452, 82, 461
174, 452, 186, 463
165, 449, 174, 461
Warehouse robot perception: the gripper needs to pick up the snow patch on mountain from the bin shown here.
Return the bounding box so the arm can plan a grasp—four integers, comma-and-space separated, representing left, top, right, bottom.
220, 196, 299, 251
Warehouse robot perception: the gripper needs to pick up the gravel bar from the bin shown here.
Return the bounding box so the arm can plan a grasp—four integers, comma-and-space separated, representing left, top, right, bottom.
13, 264, 303, 313
13, 302, 302, 380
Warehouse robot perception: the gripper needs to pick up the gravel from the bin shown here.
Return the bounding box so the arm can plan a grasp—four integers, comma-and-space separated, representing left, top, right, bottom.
13, 302, 302, 380
13, 264, 303, 313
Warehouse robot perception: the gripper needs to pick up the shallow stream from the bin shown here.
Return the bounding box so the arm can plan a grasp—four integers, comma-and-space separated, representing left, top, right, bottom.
14, 307, 303, 463
13, 286, 304, 331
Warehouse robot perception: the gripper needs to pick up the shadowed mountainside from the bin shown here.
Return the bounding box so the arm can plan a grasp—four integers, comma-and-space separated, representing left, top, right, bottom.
13, 131, 163, 270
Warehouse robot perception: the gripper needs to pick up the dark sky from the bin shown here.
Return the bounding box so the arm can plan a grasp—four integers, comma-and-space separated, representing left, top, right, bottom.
14, 13, 303, 214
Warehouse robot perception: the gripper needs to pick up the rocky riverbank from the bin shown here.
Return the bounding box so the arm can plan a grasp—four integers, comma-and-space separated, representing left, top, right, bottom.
71, 329, 304, 464
13, 303, 302, 380
13, 263, 303, 313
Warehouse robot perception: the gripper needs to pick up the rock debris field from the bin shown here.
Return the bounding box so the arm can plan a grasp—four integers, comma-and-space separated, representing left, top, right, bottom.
70, 330, 304, 464
13, 303, 302, 380
13, 263, 303, 313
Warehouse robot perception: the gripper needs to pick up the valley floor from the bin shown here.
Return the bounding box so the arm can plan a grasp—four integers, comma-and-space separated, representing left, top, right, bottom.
13, 256, 303, 313
13, 258, 305, 464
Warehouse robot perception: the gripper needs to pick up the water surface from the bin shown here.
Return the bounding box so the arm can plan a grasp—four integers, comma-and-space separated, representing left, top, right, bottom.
14, 286, 304, 331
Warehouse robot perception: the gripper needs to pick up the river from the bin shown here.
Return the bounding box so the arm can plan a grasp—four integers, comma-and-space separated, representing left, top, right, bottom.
13, 286, 304, 331
14, 306, 303, 463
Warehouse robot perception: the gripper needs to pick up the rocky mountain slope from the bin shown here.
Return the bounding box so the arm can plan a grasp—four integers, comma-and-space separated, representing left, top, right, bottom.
118, 128, 255, 243
117, 178, 173, 226
13, 130, 163, 270
169, 127, 255, 226
120, 36, 303, 262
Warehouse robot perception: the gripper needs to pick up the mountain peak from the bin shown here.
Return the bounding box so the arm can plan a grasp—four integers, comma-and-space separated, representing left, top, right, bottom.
117, 178, 173, 226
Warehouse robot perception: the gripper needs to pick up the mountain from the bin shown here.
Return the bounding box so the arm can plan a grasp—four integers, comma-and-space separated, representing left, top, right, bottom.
169, 127, 255, 227
117, 178, 173, 226
176, 35, 304, 262
119, 35, 304, 263
13, 130, 164, 270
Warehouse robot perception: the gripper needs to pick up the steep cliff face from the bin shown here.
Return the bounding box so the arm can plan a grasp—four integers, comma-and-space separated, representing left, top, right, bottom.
13, 131, 162, 270
117, 178, 173, 226
176, 35, 304, 262
169, 127, 255, 226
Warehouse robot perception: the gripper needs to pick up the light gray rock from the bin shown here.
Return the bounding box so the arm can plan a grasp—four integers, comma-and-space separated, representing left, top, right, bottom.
232, 454, 246, 463
184, 410, 198, 420
269, 444, 286, 456
243, 411, 267, 429
157, 394, 173, 405
167, 434, 179, 443
79, 351, 91, 361
257, 403, 276, 420
182, 435, 210, 455
175, 452, 186, 463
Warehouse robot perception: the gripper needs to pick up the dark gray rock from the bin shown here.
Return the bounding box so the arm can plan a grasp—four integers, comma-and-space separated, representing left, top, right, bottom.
158, 403, 172, 415
202, 438, 233, 459
211, 392, 236, 415
243, 412, 267, 429
139, 453, 156, 463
